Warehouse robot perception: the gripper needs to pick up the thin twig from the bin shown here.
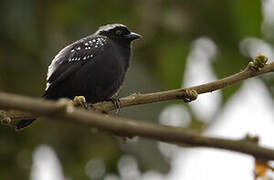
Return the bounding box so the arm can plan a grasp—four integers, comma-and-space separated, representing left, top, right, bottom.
93, 54, 273, 112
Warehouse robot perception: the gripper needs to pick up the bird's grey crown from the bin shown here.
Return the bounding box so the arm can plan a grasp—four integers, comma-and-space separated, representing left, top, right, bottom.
95, 24, 128, 34
46, 35, 108, 90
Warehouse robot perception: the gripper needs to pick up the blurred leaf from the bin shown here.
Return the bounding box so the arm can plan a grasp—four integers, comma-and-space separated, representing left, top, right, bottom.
231, 0, 262, 38
157, 42, 189, 88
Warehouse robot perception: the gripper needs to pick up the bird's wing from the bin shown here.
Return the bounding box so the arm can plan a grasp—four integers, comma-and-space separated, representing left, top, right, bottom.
46, 36, 108, 90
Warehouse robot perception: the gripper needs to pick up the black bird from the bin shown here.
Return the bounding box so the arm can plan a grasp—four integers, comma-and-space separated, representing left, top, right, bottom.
16, 24, 141, 130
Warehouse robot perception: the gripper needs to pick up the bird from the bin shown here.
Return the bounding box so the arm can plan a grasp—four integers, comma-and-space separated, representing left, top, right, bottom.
15, 24, 141, 130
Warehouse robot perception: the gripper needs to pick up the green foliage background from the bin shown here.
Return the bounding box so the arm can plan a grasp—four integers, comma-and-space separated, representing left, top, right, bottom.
0, 0, 273, 179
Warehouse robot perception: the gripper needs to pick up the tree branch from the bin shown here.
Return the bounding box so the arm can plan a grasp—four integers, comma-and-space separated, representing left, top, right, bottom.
2, 55, 273, 119
1, 54, 274, 159
0, 92, 274, 160
93, 54, 273, 112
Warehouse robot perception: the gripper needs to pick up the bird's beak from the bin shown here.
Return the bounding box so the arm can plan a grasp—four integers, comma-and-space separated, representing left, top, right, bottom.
126, 32, 142, 40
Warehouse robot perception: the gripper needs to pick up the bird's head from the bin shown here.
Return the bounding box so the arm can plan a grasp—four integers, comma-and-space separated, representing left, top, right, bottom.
95, 24, 142, 43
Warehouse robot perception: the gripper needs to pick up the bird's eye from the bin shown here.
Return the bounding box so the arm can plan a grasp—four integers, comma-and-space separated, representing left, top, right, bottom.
115, 30, 123, 36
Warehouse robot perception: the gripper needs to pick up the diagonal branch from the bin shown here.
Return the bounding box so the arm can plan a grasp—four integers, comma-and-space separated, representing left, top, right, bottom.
0, 92, 274, 160
0, 55, 274, 159
93, 54, 273, 112
1, 55, 274, 123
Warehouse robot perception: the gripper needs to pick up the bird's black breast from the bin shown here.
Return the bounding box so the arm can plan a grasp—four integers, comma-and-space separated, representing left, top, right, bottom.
44, 35, 131, 103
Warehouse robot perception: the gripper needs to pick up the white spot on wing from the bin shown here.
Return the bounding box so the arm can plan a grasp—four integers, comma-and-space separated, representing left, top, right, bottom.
46, 35, 107, 90
46, 82, 51, 90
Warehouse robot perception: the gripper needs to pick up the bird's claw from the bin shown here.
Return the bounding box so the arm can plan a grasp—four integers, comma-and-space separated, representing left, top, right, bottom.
109, 97, 121, 113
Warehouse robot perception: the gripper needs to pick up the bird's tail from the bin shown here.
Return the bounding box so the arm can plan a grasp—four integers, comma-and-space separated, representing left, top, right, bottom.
15, 118, 36, 131
14, 92, 53, 130
14, 93, 49, 130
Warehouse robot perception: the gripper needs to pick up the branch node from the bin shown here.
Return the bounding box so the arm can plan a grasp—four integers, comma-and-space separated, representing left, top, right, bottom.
0, 110, 11, 125
72, 96, 87, 107
177, 89, 198, 103
248, 53, 268, 72
242, 133, 260, 144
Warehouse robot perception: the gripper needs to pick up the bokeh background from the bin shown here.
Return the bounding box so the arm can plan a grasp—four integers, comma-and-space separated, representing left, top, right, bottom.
0, 0, 274, 180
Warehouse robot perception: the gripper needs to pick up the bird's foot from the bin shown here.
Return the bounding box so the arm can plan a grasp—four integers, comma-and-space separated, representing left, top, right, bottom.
108, 97, 121, 113
72, 96, 92, 110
